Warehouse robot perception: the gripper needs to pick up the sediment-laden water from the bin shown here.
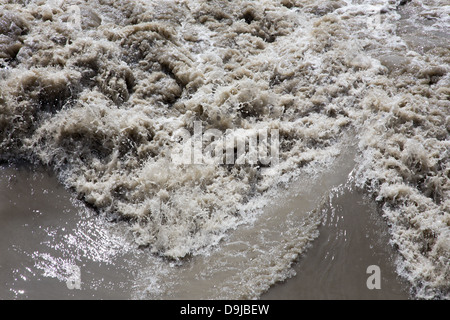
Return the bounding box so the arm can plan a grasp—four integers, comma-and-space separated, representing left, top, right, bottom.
0, 0, 448, 299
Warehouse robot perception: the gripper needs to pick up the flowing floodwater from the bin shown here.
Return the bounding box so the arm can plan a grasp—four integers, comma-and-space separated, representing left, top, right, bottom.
0, 144, 410, 299
262, 184, 411, 300
0, 165, 137, 299
0, 0, 449, 300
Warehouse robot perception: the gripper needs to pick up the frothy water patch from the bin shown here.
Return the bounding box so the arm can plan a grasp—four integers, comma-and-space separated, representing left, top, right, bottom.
1, 141, 365, 300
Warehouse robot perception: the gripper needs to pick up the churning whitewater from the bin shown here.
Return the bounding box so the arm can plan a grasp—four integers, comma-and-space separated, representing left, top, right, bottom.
0, 0, 448, 299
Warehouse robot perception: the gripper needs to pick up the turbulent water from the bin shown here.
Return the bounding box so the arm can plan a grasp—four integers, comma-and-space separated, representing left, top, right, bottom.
0, 0, 449, 299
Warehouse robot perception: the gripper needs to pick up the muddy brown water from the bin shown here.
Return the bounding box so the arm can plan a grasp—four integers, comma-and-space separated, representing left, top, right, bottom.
0, 160, 411, 300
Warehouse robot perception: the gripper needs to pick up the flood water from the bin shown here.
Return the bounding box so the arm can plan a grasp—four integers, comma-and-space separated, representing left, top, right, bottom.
1, 0, 448, 300
0, 154, 411, 300
262, 186, 411, 300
